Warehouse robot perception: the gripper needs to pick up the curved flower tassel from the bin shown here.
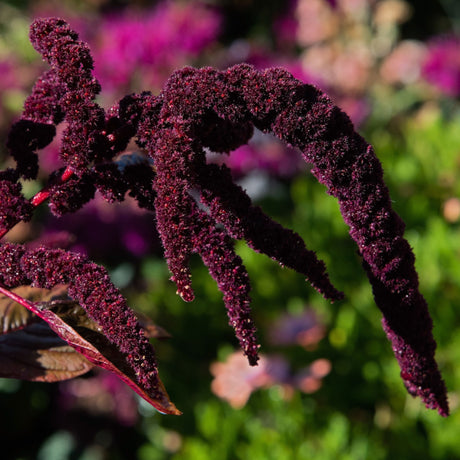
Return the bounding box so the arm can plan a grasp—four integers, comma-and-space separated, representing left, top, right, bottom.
191, 211, 259, 365
229, 65, 449, 416
154, 63, 448, 415
197, 162, 344, 302
0, 18, 449, 416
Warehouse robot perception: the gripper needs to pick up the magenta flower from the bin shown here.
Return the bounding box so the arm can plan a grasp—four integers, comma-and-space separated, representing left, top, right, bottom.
422, 35, 460, 97
88, 1, 221, 91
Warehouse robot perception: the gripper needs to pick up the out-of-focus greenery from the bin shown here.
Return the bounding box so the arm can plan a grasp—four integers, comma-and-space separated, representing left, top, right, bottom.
1, 1, 460, 459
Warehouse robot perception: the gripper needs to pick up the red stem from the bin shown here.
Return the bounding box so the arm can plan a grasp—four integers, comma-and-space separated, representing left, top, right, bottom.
31, 167, 74, 207
0, 167, 74, 240
0, 284, 41, 317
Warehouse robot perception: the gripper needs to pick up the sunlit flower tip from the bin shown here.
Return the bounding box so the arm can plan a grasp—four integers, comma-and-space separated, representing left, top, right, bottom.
381, 316, 449, 417
190, 216, 259, 364
176, 284, 194, 302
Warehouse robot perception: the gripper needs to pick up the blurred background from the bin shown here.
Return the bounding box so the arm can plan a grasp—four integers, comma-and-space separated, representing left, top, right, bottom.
1, 0, 460, 458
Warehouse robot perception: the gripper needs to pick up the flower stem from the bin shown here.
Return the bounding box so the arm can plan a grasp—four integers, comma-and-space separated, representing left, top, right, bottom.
0, 284, 39, 315
0, 167, 74, 240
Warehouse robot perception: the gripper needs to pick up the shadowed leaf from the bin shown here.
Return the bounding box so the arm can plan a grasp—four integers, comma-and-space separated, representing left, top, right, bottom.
0, 321, 93, 381
0, 284, 180, 415
136, 311, 172, 339
0, 286, 49, 334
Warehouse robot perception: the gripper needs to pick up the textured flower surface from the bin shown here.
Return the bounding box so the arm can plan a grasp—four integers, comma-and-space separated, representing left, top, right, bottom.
0, 17, 449, 416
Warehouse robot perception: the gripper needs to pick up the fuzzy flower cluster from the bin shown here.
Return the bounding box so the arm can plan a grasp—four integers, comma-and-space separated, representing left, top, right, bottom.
0, 18, 448, 415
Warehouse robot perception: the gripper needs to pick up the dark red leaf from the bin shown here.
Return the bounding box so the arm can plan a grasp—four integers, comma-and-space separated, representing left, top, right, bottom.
0, 284, 181, 415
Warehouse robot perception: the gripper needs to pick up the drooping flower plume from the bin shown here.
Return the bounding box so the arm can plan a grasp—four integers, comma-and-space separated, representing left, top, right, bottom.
0, 18, 448, 416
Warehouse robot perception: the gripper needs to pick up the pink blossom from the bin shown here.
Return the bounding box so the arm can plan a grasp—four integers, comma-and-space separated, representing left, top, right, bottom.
210, 352, 290, 408
89, 1, 221, 91
294, 358, 332, 393
422, 35, 460, 97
